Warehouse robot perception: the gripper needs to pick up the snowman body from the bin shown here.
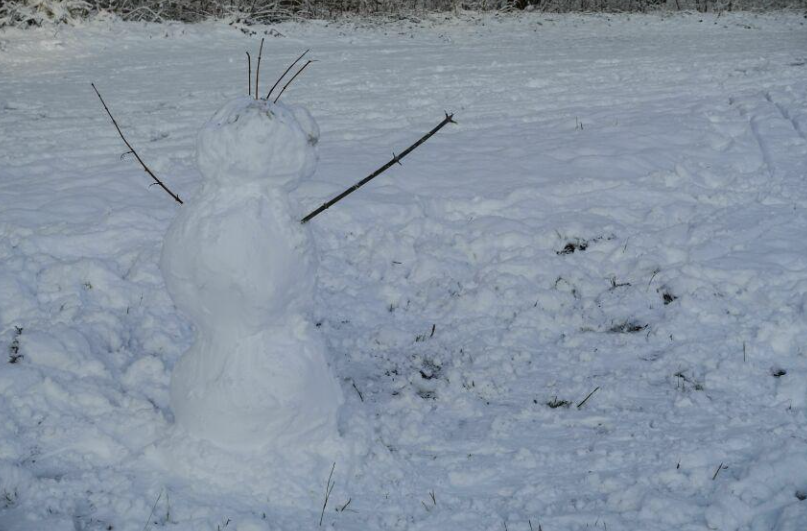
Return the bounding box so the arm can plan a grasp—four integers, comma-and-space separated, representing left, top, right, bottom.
160, 96, 342, 450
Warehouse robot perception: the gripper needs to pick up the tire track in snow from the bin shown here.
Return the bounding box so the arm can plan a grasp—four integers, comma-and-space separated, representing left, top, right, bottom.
765, 90, 807, 142
732, 95, 776, 183
730, 90, 807, 203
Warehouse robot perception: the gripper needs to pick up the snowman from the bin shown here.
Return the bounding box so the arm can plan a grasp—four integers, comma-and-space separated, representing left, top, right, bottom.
159, 96, 343, 451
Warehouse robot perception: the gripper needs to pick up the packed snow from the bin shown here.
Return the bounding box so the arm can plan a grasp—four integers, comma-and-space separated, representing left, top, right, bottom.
1, 11, 807, 531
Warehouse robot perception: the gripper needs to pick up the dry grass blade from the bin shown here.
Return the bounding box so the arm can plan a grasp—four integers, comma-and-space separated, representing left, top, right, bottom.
142, 490, 163, 531
576, 386, 600, 409
319, 462, 336, 526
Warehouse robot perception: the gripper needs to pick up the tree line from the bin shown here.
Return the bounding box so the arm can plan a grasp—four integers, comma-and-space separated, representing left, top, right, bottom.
1, 0, 803, 27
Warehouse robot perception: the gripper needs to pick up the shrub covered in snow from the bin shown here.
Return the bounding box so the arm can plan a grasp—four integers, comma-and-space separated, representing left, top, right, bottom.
0, 0, 803, 26
0, 0, 91, 27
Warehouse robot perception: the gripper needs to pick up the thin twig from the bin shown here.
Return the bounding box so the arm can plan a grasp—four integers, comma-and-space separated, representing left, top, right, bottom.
273, 60, 313, 104
255, 38, 264, 101
142, 490, 163, 531
91, 83, 183, 204
266, 49, 309, 100
712, 462, 724, 480
576, 386, 600, 409
319, 463, 336, 526
246, 52, 252, 96
301, 112, 456, 224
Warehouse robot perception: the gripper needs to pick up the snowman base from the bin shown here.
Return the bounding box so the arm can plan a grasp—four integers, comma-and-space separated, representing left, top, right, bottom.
170, 318, 342, 451
154, 319, 356, 502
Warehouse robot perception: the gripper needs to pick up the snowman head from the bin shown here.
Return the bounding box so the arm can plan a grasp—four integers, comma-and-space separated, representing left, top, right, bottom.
196, 96, 320, 187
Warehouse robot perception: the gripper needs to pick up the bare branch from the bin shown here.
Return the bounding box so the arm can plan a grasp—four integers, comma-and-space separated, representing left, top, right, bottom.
273, 60, 313, 104
246, 51, 252, 96
266, 49, 309, 100
91, 83, 183, 205
301, 112, 456, 224
255, 37, 264, 100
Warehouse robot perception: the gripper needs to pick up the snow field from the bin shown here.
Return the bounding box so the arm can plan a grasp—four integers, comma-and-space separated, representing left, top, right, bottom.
1, 11, 807, 531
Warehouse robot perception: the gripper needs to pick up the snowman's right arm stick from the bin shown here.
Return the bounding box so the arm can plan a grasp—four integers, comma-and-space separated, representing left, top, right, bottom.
92, 83, 184, 205
300, 112, 456, 224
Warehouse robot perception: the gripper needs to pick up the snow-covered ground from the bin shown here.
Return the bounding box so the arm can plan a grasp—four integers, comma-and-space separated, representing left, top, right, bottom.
2, 11, 807, 531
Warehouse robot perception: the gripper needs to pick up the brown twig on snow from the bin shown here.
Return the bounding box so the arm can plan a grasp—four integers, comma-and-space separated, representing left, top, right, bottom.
266, 49, 309, 100
91, 83, 183, 205
255, 37, 265, 100
246, 51, 252, 96
301, 112, 456, 224
272, 59, 313, 104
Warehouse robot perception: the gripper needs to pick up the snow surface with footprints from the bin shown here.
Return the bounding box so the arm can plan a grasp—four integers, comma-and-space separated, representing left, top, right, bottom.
1, 11, 807, 531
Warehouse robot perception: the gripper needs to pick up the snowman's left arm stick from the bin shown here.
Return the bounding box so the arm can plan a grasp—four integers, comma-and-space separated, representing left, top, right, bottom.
92, 83, 184, 205
300, 112, 456, 224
